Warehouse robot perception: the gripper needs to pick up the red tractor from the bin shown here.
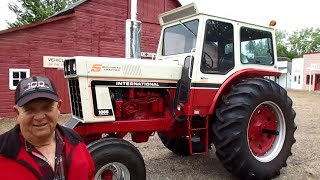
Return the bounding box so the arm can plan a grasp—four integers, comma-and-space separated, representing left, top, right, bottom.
64, 3, 296, 180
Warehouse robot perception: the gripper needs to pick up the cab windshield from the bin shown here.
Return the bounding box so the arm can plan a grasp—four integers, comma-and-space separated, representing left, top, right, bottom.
162, 19, 199, 56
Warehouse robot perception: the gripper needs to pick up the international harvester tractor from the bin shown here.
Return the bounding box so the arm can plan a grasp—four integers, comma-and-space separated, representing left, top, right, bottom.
63, 3, 296, 180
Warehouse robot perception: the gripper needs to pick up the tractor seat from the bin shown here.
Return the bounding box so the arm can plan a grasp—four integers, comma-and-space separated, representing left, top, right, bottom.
218, 53, 234, 73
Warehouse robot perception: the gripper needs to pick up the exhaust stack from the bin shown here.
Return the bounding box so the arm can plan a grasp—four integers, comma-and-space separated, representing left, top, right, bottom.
125, 0, 141, 59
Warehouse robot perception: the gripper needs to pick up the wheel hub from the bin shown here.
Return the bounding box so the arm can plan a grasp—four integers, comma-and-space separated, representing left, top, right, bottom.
247, 101, 286, 162
101, 170, 113, 180
248, 105, 277, 156
95, 162, 130, 180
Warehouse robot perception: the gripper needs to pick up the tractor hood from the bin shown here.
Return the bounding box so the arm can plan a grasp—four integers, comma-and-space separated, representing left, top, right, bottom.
68, 56, 182, 81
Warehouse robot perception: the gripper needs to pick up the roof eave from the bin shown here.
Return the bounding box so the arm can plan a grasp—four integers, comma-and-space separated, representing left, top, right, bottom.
0, 14, 75, 35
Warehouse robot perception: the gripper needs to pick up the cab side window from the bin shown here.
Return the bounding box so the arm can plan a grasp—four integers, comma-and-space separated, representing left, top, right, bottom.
201, 19, 234, 74
240, 27, 274, 65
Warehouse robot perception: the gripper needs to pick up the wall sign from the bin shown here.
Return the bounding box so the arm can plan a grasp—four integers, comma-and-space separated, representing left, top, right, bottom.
43, 56, 71, 68
141, 52, 156, 58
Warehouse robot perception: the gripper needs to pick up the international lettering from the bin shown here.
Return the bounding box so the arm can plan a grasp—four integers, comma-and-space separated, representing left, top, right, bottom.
115, 81, 160, 87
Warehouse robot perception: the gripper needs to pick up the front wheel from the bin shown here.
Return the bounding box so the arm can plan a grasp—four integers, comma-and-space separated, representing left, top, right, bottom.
213, 78, 297, 179
88, 138, 146, 180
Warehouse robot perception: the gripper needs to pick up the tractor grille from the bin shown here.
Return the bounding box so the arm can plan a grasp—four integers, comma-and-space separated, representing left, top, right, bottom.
64, 59, 76, 76
68, 79, 83, 118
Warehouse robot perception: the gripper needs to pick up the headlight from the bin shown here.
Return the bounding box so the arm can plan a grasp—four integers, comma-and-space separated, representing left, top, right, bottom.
64, 59, 77, 76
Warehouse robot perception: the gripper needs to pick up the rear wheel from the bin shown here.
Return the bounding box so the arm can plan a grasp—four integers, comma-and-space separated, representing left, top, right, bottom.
213, 78, 296, 179
88, 138, 146, 180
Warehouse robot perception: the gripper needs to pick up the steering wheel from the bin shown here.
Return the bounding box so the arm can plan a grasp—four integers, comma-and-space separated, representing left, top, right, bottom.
202, 52, 214, 68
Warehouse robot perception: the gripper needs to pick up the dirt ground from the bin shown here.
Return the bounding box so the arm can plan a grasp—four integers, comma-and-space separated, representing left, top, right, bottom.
1, 90, 319, 180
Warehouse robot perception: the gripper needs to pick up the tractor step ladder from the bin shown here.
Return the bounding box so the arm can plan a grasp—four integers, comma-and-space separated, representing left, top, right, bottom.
187, 116, 209, 155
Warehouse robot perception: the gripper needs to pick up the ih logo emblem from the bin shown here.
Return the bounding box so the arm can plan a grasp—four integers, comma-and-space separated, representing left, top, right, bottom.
91, 64, 102, 72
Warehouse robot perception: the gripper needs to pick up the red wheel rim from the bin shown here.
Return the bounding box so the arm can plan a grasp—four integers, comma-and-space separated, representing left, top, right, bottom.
248, 104, 277, 156
95, 162, 130, 180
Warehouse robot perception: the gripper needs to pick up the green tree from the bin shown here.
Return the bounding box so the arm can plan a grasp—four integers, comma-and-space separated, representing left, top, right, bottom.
275, 30, 291, 59
7, 0, 79, 28
275, 29, 288, 45
289, 28, 320, 57
275, 29, 301, 61
254, 40, 269, 56
276, 44, 288, 58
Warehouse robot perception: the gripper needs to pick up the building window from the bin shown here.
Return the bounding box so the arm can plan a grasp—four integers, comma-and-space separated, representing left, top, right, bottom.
294, 76, 297, 82
9, 68, 30, 90
298, 75, 300, 84
306, 75, 314, 85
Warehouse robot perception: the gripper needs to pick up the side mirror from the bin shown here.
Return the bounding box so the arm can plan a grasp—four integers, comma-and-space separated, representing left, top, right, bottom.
184, 56, 194, 79
175, 55, 194, 104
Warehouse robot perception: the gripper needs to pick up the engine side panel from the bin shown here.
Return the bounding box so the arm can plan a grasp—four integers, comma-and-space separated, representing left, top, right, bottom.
75, 78, 178, 123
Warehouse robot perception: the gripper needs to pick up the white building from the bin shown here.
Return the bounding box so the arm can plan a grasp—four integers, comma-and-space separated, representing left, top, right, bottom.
270, 57, 291, 89
291, 52, 320, 91
291, 58, 304, 90
277, 58, 291, 89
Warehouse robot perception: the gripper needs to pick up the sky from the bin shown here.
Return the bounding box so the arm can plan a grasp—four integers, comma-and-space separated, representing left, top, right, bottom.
0, 0, 16, 30
179, 0, 320, 31
0, 0, 320, 31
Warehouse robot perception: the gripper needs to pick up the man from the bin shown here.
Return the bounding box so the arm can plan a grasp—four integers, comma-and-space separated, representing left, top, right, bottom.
0, 76, 95, 180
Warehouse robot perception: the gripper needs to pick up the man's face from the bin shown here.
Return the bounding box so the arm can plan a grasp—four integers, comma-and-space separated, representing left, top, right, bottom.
14, 98, 61, 142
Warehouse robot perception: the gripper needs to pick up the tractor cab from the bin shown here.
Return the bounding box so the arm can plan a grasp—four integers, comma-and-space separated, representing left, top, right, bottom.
156, 3, 277, 84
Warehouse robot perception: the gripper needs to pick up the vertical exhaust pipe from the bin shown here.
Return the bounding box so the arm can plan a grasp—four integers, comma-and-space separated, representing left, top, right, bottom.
125, 0, 141, 59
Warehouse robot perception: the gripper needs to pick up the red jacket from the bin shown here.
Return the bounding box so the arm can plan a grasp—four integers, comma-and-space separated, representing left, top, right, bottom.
0, 124, 95, 180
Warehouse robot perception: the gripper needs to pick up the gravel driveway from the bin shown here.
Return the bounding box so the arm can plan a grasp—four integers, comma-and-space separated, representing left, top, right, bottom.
1, 90, 319, 179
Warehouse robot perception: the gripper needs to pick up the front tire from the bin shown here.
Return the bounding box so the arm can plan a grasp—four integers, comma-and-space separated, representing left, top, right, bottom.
213, 78, 296, 179
88, 138, 146, 180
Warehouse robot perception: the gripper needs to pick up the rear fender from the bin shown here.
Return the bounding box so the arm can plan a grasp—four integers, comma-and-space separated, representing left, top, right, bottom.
208, 68, 281, 114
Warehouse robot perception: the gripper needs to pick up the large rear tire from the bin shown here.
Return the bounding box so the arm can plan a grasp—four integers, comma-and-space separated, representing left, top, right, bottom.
88, 138, 146, 180
213, 78, 296, 179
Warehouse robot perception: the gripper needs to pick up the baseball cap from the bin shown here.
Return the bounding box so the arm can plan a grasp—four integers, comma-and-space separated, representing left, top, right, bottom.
15, 76, 59, 106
